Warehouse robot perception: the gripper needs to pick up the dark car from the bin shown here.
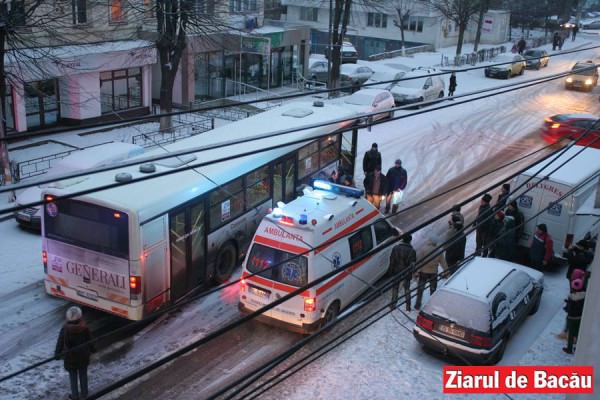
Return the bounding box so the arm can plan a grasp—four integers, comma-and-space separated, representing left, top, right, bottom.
325, 41, 359, 64
540, 113, 600, 148
524, 49, 550, 69
413, 257, 543, 365
566, 61, 599, 91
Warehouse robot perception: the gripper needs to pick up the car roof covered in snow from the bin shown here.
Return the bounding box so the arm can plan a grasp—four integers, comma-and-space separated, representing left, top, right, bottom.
520, 145, 600, 186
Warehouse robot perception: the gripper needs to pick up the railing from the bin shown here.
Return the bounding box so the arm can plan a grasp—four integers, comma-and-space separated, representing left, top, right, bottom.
188, 98, 263, 121
368, 44, 435, 61
131, 115, 214, 148
440, 45, 507, 67
224, 79, 283, 109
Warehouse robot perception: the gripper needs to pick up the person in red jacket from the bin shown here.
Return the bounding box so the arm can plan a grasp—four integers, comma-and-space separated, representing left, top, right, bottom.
528, 223, 553, 269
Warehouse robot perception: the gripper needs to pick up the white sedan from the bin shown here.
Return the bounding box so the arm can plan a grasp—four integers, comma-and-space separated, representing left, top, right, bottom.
343, 88, 395, 122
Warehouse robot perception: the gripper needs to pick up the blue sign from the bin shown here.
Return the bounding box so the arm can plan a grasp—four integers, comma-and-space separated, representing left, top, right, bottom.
547, 202, 563, 217
518, 195, 533, 209
282, 262, 302, 284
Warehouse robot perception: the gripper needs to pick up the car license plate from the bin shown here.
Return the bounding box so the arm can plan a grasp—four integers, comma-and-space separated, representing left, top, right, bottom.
438, 324, 465, 338
77, 289, 98, 301
249, 286, 270, 299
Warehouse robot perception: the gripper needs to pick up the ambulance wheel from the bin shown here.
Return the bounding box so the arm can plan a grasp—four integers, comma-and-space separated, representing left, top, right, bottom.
214, 242, 237, 283
321, 301, 340, 329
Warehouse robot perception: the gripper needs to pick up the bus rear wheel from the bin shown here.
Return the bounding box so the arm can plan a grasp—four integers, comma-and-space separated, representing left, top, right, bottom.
214, 242, 237, 283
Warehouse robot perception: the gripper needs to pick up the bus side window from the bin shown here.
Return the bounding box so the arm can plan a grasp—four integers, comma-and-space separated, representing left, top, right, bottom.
349, 227, 373, 259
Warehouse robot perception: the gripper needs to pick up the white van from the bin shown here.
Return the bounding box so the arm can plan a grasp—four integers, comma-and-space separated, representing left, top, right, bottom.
512, 146, 600, 259
239, 181, 400, 333
14, 142, 144, 229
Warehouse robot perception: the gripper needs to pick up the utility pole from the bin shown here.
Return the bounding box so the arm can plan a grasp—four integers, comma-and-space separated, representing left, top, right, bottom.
327, 0, 333, 97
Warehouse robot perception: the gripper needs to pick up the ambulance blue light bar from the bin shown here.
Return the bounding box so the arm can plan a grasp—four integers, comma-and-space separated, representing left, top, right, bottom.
312, 180, 364, 198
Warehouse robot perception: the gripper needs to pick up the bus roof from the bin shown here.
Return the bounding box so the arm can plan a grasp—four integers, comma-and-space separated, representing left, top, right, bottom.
46, 102, 358, 223
520, 146, 600, 187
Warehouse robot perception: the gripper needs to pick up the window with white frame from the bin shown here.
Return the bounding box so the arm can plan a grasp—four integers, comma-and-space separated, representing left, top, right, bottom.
367, 12, 387, 28
402, 16, 424, 32
299, 7, 318, 22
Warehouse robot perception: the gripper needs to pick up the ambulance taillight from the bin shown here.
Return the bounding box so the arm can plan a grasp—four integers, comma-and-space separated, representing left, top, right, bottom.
304, 297, 317, 312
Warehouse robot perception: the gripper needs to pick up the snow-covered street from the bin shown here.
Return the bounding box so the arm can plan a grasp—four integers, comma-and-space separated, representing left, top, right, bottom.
1, 32, 599, 400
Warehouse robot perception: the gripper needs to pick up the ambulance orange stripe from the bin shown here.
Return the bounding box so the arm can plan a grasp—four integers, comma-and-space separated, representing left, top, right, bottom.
315, 209, 380, 254
243, 272, 310, 297
316, 257, 371, 296
254, 235, 310, 254
322, 227, 333, 235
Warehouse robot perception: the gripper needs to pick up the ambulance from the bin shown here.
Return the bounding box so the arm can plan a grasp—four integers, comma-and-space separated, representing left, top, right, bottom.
238, 180, 401, 333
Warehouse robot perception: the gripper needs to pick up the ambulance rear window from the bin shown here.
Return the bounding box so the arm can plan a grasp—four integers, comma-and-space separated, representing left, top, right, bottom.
247, 244, 308, 287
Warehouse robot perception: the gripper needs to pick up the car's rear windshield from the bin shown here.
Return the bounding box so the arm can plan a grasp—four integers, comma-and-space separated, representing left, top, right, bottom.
572, 64, 596, 75
397, 78, 426, 89
246, 243, 308, 287
524, 50, 543, 57
492, 54, 515, 63
423, 289, 491, 332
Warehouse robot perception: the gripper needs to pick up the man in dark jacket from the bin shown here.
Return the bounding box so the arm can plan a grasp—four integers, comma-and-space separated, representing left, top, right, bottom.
563, 277, 586, 354
474, 193, 493, 257
517, 38, 526, 54
448, 72, 457, 97
529, 223, 554, 269
55, 306, 95, 400
362, 143, 381, 175
385, 159, 408, 214
565, 240, 594, 280
364, 166, 388, 210
444, 215, 466, 276
487, 211, 505, 257
494, 214, 517, 262
505, 200, 524, 244
496, 183, 510, 208
388, 234, 417, 311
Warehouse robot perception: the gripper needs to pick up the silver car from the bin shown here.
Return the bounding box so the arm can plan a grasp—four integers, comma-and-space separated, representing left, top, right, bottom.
340, 64, 374, 89
413, 257, 543, 365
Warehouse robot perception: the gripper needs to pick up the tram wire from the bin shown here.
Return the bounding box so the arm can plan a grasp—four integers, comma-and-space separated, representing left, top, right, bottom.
2, 43, 599, 145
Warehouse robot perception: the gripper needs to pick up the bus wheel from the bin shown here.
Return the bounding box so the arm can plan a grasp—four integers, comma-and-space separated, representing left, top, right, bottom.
214, 242, 237, 283
321, 301, 340, 329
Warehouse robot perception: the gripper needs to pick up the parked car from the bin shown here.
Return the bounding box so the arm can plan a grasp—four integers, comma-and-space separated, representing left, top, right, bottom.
340, 64, 374, 89
389, 70, 445, 106
523, 49, 550, 69
342, 88, 395, 121
565, 61, 599, 91
484, 53, 526, 79
413, 257, 544, 365
364, 69, 409, 91
539, 113, 600, 149
583, 20, 600, 29
325, 41, 359, 64
307, 58, 329, 83
14, 142, 144, 230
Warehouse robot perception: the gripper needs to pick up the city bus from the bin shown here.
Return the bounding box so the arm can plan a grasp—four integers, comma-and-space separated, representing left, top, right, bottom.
41, 101, 360, 320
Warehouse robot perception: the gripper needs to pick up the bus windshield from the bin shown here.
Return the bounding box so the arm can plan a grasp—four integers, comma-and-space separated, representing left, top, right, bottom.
44, 199, 129, 259
247, 243, 308, 287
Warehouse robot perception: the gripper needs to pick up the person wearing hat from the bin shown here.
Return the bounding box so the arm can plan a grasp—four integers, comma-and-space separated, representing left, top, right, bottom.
505, 200, 524, 244
55, 306, 95, 400
388, 234, 417, 311
494, 214, 517, 262
444, 214, 466, 276
496, 183, 511, 208
487, 210, 505, 257
474, 193, 494, 257
565, 239, 594, 281
448, 204, 464, 228
362, 143, 381, 176
563, 276, 586, 354
528, 223, 554, 270
415, 237, 447, 310
385, 159, 408, 214
363, 165, 388, 210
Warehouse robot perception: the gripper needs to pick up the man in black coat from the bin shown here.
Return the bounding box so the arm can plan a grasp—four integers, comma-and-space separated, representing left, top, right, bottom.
388, 234, 417, 311
55, 306, 95, 400
444, 215, 466, 276
496, 183, 510, 208
364, 166, 388, 210
474, 193, 493, 256
385, 159, 408, 214
362, 143, 381, 175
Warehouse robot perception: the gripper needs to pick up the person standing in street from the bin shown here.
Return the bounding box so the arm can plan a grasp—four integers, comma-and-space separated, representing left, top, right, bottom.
363, 166, 388, 210
448, 72, 457, 97
528, 223, 554, 269
494, 214, 517, 262
553, 32, 561, 51
415, 237, 447, 310
444, 214, 466, 276
388, 234, 417, 312
474, 193, 493, 257
517, 38, 526, 54
563, 277, 586, 354
496, 183, 510, 208
385, 159, 408, 214
55, 306, 95, 400
362, 142, 381, 176
572, 24, 579, 41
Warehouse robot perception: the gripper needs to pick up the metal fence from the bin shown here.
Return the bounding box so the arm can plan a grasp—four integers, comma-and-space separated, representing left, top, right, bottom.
441, 45, 507, 67
131, 115, 214, 148
367, 44, 435, 61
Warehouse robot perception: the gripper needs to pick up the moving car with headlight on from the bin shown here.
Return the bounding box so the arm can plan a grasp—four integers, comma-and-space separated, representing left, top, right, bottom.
413, 257, 543, 365
484, 53, 526, 79
540, 114, 600, 149
523, 49, 549, 69
566, 61, 598, 91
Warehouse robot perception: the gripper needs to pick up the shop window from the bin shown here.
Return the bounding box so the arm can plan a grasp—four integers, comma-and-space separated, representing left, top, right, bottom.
367, 12, 387, 28
2, 85, 15, 132
72, 0, 87, 24
299, 7, 318, 22
100, 68, 143, 114
25, 80, 60, 130
109, 0, 126, 23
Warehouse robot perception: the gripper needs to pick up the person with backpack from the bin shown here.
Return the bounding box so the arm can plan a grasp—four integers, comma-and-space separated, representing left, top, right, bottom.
55, 306, 95, 400
388, 234, 417, 312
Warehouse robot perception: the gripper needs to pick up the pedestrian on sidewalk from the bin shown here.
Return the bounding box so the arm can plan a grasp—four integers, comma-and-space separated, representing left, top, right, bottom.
553, 32, 561, 51
364, 166, 388, 210
563, 277, 586, 354
474, 193, 493, 257
385, 159, 408, 214
362, 142, 381, 176
517, 38, 526, 54
496, 183, 510, 208
572, 24, 579, 41
528, 223, 553, 270
444, 215, 466, 276
55, 306, 95, 400
415, 237, 447, 310
448, 72, 457, 97
388, 234, 417, 311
